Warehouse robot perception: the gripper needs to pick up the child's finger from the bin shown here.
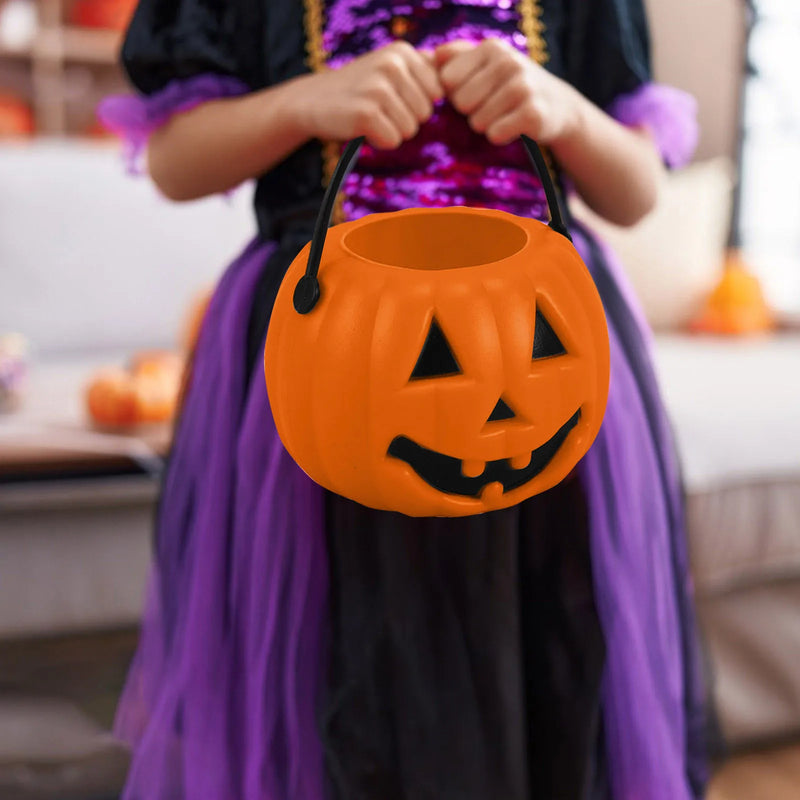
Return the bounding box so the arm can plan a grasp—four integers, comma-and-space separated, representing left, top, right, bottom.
398, 64, 439, 119
486, 102, 539, 146
412, 49, 446, 101
366, 109, 406, 150
379, 85, 420, 140
437, 43, 485, 93
433, 39, 474, 67
467, 80, 521, 133
451, 55, 517, 116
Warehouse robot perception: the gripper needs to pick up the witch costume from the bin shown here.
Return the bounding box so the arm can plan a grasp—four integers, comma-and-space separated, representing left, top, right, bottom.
99, 0, 709, 797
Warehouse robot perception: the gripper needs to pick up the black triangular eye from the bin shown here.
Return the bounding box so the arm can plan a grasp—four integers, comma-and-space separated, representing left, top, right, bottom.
532, 309, 566, 360
411, 318, 461, 379
487, 397, 516, 422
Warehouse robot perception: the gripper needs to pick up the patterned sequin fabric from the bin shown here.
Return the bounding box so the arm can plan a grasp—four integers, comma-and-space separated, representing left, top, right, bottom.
322, 0, 551, 221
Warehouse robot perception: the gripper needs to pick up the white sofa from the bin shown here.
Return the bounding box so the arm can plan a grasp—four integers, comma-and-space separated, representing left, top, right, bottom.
654, 333, 800, 747
0, 140, 255, 358
0, 139, 256, 637
0, 141, 256, 795
2, 137, 800, 757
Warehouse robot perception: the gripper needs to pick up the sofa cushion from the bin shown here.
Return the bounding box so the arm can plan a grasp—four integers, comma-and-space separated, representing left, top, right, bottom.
652, 333, 800, 588
0, 140, 255, 358
570, 158, 735, 331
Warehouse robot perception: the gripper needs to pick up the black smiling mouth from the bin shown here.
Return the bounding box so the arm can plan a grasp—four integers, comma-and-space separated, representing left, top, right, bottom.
387, 410, 581, 498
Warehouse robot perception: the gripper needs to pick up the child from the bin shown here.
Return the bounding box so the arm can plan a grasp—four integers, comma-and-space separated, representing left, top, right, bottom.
100, 0, 708, 797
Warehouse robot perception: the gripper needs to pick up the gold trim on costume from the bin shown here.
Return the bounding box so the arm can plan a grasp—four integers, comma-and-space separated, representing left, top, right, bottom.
517, 0, 549, 66
303, 0, 330, 71
517, 0, 559, 187
302, 0, 347, 223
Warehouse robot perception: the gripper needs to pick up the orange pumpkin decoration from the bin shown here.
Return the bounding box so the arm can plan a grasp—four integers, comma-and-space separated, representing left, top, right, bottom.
70, 0, 137, 31
265, 135, 610, 517
0, 94, 34, 138
129, 350, 184, 423
690, 250, 775, 336
181, 287, 214, 353
86, 367, 139, 428
131, 372, 180, 424
129, 349, 185, 380
86, 351, 184, 429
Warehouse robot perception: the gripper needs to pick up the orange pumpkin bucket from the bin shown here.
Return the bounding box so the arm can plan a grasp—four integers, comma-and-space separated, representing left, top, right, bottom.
265, 135, 610, 517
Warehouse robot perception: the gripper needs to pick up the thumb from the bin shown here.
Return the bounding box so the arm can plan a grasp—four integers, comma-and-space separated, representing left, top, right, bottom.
433, 39, 473, 66
418, 47, 436, 65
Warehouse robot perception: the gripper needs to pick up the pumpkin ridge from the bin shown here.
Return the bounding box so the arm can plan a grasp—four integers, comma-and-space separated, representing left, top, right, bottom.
366, 275, 392, 508
307, 273, 337, 488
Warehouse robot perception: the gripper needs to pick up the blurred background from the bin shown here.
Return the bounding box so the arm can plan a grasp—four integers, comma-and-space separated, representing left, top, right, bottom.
0, 0, 799, 798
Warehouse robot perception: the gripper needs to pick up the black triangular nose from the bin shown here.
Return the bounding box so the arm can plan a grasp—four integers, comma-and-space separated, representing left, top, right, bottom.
487, 397, 516, 422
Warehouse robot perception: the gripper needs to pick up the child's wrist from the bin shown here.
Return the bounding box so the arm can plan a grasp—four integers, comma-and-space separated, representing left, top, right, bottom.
556, 84, 586, 146
272, 73, 319, 143
549, 86, 589, 158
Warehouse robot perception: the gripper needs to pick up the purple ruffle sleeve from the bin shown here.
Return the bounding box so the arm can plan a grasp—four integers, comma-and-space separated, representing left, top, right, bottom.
607, 81, 700, 169
96, 73, 251, 175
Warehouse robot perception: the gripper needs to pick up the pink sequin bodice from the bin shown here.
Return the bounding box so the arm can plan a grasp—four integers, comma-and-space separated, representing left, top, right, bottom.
322, 0, 551, 222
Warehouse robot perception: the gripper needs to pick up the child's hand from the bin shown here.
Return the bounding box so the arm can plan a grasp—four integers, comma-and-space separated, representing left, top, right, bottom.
433, 38, 582, 147
297, 41, 445, 149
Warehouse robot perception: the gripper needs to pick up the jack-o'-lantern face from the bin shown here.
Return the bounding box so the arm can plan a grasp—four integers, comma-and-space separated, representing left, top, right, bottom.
387, 308, 579, 503
265, 207, 610, 517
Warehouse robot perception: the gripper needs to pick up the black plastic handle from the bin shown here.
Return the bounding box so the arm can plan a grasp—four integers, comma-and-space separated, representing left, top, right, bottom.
293, 133, 571, 314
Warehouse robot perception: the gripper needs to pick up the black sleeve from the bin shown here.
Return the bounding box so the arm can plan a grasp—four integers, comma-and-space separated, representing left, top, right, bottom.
120, 0, 246, 94
564, 0, 652, 110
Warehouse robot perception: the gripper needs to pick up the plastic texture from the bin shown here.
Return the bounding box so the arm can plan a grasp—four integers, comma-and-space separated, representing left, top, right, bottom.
265, 200, 610, 517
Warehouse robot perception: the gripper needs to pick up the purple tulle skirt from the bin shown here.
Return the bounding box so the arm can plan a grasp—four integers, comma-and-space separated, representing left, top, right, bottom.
114, 216, 708, 798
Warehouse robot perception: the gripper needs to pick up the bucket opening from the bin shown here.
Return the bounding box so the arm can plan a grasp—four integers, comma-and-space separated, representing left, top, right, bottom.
342, 210, 528, 270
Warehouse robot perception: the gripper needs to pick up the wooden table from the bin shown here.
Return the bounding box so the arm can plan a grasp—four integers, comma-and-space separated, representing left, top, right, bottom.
0, 355, 170, 481
0, 355, 169, 638
709, 742, 800, 799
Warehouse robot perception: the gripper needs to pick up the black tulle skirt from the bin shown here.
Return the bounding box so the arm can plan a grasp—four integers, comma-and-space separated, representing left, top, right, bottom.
245, 230, 609, 799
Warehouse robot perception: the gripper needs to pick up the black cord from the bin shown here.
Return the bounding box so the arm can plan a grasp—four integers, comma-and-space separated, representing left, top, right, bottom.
520, 134, 572, 241
293, 136, 366, 313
